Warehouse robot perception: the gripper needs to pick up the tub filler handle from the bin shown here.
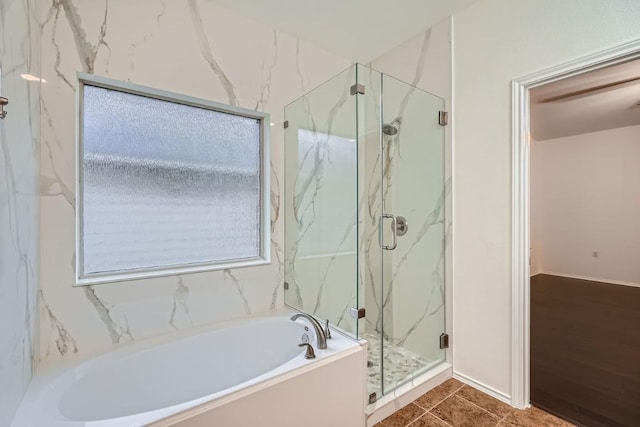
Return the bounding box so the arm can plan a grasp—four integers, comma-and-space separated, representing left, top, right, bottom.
298, 343, 316, 359
324, 319, 332, 339
290, 313, 328, 349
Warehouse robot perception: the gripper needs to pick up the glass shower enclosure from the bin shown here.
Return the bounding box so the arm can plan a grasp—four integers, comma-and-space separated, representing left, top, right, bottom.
284, 64, 446, 400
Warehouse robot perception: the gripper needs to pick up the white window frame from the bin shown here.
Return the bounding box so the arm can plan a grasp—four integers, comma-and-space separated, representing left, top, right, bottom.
75, 73, 271, 286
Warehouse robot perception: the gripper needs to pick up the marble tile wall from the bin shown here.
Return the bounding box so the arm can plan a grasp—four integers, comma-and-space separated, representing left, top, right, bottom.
283, 65, 360, 334
37, 0, 350, 364
365, 17, 453, 363
283, 18, 452, 359
0, 0, 40, 424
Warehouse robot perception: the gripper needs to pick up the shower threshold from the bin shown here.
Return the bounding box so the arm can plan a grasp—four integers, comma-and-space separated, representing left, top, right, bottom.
364, 333, 442, 396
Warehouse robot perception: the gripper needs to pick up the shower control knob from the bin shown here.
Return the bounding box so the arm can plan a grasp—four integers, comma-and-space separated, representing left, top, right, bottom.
395, 216, 408, 236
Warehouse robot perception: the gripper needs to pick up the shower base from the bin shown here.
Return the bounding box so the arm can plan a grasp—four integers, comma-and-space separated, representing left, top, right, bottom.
364, 333, 439, 396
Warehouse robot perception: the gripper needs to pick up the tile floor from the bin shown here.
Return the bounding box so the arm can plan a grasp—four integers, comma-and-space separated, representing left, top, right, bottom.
375, 379, 576, 427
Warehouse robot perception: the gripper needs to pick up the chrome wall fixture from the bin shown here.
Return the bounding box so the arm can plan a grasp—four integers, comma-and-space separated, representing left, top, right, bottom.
0, 97, 8, 119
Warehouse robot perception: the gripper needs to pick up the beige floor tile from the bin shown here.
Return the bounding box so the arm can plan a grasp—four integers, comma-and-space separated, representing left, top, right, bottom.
455, 385, 515, 418
430, 395, 500, 427
380, 403, 426, 427
413, 378, 465, 410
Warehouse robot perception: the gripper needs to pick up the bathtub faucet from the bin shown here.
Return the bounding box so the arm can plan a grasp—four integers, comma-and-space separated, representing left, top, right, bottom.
290, 313, 328, 350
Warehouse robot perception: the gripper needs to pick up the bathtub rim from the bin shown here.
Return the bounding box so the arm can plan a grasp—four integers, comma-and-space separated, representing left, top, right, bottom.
12, 310, 362, 427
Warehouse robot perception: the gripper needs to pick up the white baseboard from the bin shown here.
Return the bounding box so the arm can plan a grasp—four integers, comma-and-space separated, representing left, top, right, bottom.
538, 271, 640, 289
453, 371, 513, 406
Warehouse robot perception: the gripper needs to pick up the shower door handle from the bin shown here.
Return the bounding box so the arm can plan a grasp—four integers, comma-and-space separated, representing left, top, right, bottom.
381, 214, 397, 250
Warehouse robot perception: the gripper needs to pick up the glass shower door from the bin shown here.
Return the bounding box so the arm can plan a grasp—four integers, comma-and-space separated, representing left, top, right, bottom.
283, 65, 360, 336
378, 74, 446, 394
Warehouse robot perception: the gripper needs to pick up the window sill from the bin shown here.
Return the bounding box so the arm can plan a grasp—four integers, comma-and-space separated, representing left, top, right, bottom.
75, 257, 271, 286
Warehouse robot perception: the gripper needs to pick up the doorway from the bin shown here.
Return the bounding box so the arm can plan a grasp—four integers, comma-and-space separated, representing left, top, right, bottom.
528, 60, 640, 426
512, 40, 640, 426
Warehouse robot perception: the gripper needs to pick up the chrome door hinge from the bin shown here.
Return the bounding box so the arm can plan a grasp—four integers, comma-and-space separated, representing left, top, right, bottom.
439, 333, 449, 349
0, 97, 8, 120
350, 307, 366, 319
368, 392, 377, 404
283, 281, 289, 290
438, 111, 448, 126
283, 120, 289, 129
350, 84, 365, 95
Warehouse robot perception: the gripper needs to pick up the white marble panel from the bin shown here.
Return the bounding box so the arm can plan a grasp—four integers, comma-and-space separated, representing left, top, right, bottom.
0, 0, 40, 424
366, 18, 453, 370
283, 66, 359, 334
37, 0, 350, 364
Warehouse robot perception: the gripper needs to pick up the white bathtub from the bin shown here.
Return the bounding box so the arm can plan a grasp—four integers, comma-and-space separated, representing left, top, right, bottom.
11, 315, 365, 427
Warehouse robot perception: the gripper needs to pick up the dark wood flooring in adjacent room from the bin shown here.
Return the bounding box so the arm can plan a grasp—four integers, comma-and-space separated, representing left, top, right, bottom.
531, 274, 640, 427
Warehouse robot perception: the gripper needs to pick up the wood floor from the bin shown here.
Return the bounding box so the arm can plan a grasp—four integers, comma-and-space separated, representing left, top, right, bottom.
531, 274, 640, 427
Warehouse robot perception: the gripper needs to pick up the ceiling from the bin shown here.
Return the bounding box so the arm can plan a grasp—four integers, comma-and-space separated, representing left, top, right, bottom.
209, 0, 478, 62
531, 59, 640, 141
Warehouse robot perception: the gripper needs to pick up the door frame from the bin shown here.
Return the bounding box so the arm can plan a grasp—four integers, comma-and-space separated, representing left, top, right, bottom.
510, 38, 640, 409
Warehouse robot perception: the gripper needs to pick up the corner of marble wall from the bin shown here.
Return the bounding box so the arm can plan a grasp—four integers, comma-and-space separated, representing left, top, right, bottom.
366, 16, 453, 357
0, 0, 41, 424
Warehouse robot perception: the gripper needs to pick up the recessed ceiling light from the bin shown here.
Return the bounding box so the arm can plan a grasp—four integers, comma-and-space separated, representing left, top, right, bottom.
21, 74, 46, 83
270, 122, 275, 126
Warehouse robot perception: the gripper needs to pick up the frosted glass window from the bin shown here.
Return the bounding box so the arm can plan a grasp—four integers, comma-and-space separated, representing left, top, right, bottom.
78, 78, 269, 283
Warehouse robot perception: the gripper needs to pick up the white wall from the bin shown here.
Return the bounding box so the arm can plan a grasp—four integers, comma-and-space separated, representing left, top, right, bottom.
0, 0, 40, 424
531, 125, 640, 287
38, 0, 350, 364
453, 0, 640, 398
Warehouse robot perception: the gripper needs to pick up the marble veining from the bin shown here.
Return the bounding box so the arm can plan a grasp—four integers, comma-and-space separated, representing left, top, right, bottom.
83, 286, 134, 345
169, 276, 193, 330
39, 103, 73, 208
224, 269, 252, 315
40, 290, 77, 357
255, 30, 278, 111
0, 0, 40, 424
36, 0, 350, 365
187, 0, 238, 107
284, 23, 450, 351
284, 65, 356, 324
361, 24, 451, 369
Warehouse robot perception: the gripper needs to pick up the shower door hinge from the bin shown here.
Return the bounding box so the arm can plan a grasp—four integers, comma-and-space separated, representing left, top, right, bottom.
350, 84, 365, 95
283, 120, 289, 129
439, 333, 449, 349
369, 392, 378, 404
283, 281, 289, 290
438, 111, 448, 126
0, 97, 8, 120
350, 307, 366, 319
